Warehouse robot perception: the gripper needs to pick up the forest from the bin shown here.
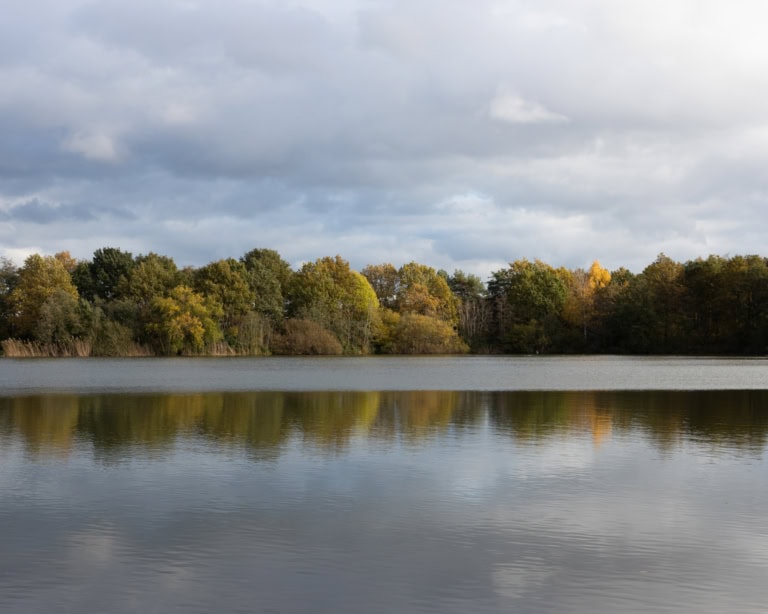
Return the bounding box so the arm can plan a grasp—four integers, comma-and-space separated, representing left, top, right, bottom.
0, 247, 767, 356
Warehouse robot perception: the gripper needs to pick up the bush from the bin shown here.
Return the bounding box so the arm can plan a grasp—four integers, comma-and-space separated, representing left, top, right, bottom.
271, 319, 343, 355
379, 313, 468, 354
92, 319, 151, 357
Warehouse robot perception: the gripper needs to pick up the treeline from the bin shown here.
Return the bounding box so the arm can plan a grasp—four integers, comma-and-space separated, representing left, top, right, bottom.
0, 248, 767, 356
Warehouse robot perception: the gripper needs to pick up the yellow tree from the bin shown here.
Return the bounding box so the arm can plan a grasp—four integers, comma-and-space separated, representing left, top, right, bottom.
379, 312, 468, 354
287, 256, 380, 353
8, 254, 79, 338
396, 262, 459, 325
563, 260, 611, 344
146, 285, 223, 355
588, 260, 611, 290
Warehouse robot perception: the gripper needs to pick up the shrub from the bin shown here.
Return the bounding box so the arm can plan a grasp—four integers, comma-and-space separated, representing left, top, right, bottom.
379, 313, 468, 354
271, 319, 343, 355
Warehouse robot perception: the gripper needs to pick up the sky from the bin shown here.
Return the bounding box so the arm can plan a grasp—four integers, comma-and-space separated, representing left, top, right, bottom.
2, 0, 768, 280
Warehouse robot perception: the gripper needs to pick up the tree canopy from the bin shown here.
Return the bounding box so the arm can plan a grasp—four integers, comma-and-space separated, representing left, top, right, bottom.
4, 247, 768, 357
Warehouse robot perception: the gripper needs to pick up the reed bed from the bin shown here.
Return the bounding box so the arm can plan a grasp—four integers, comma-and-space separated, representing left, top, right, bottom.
1, 338, 92, 357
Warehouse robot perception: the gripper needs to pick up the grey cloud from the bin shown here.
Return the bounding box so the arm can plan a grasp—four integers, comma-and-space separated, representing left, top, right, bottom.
2, 199, 96, 224
73, 0, 340, 75
2, 0, 768, 274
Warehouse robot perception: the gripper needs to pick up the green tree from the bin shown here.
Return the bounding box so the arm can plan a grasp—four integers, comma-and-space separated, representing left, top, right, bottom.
193, 258, 254, 343
74, 247, 135, 302
35, 289, 95, 345
487, 259, 568, 353
121, 252, 180, 307
719, 255, 768, 353
240, 248, 293, 320
682, 255, 728, 352
600, 267, 653, 353
0, 257, 18, 339
642, 253, 686, 352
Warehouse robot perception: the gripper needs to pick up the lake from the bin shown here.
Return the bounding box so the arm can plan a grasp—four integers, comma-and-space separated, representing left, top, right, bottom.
1, 356, 768, 613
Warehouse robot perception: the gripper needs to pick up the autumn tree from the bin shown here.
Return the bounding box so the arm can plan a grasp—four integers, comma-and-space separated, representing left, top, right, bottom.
7, 254, 79, 338
378, 312, 468, 354
396, 262, 459, 325
146, 285, 223, 355
193, 258, 255, 343
562, 260, 611, 349
287, 255, 379, 353
54, 251, 78, 274
361, 263, 399, 309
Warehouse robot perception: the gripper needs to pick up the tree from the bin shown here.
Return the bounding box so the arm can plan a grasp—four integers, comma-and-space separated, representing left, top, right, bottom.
240, 248, 293, 320
642, 253, 685, 351
446, 269, 485, 302
193, 258, 255, 342
0, 257, 18, 339
396, 262, 459, 325
361, 263, 399, 309
35, 290, 95, 346
487, 259, 568, 353
718, 255, 768, 353
121, 253, 180, 307
54, 251, 78, 274
7, 254, 79, 338
146, 285, 223, 355
600, 267, 652, 353
561, 260, 611, 348
287, 255, 379, 353
74, 247, 135, 302
682, 255, 728, 352
446, 269, 488, 350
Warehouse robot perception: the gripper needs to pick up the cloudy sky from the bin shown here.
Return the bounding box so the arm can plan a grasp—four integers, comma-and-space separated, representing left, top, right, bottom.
2, 0, 768, 278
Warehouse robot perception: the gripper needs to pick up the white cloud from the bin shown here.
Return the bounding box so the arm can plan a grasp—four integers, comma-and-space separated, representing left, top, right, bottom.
489, 91, 569, 125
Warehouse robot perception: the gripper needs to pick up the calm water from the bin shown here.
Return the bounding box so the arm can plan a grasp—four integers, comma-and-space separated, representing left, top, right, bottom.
1, 358, 768, 613
2, 355, 768, 393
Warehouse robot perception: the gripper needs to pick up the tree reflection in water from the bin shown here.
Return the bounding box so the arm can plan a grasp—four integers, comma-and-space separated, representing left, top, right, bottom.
1, 390, 767, 460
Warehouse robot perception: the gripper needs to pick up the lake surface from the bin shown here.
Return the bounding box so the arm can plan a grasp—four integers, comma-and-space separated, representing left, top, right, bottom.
1, 357, 768, 613
2, 355, 768, 393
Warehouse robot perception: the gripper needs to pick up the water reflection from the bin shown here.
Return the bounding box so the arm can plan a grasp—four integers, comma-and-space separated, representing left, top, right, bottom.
2, 390, 767, 459
2, 390, 768, 614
